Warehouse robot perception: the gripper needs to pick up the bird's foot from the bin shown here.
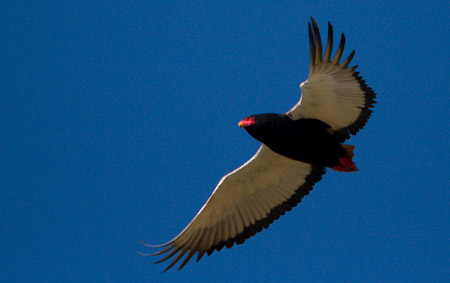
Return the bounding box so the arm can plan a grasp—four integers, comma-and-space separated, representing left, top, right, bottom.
332, 157, 358, 172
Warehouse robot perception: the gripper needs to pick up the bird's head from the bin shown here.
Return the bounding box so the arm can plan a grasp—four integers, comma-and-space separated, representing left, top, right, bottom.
238, 113, 289, 146
238, 114, 287, 129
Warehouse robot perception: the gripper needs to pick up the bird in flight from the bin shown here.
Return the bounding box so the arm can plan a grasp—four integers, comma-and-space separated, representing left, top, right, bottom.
143, 17, 376, 272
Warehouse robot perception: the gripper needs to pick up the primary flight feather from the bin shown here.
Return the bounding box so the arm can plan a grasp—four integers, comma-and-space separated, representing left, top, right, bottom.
143, 17, 376, 272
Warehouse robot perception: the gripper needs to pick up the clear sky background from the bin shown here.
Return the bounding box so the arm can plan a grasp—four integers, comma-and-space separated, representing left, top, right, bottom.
2, 1, 450, 282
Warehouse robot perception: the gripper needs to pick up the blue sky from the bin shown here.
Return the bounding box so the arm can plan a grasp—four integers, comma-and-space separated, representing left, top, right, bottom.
2, 1, 450, 282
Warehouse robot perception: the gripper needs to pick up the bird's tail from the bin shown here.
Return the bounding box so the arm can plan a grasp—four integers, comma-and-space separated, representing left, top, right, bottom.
342, 144, 355, 158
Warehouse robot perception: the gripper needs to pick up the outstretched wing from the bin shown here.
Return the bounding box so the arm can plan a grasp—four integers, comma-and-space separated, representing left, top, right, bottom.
288, 18, 376, 141
144, 145, 325, 272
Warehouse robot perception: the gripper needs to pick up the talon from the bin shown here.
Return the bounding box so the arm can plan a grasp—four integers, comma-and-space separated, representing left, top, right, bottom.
332, 157, 358, 172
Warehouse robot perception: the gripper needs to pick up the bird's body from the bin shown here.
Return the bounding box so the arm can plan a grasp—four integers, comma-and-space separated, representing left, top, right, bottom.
241, 114, 347, 168
144, 17, 376, 272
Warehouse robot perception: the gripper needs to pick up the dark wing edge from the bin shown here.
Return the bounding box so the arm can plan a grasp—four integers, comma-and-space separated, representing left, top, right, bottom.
206, 164, 325, 253
140, 165, 325, 272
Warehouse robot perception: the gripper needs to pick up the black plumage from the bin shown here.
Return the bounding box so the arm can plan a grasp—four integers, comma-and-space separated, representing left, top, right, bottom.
241, 114, 346, 167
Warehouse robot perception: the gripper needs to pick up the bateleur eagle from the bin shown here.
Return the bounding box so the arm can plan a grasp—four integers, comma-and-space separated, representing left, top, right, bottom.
143, 17, 376, 272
